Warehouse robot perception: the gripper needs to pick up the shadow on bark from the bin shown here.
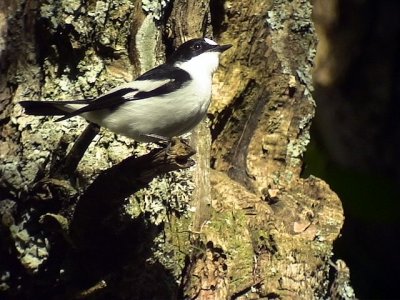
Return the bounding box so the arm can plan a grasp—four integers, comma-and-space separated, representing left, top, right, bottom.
3, 136, 195, 300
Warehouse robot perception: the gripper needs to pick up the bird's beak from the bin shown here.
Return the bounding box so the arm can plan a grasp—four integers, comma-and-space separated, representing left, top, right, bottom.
215, 44, 232, 53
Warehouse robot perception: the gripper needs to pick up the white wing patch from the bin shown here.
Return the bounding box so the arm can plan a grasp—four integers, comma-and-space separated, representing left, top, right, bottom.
105, 79, 172, 100
131, 79, 172, 92
122, 91, 138, 100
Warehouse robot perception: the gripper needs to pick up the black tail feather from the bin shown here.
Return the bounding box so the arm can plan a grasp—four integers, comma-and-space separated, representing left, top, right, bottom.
19, 101, 66, 116
19, 100, 90, 117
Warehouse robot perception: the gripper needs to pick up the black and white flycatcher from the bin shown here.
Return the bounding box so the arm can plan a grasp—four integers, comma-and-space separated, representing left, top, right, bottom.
19, 38, 232, 142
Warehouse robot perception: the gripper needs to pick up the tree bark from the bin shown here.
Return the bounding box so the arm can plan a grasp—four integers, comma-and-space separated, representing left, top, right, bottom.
0, 0, 353, 299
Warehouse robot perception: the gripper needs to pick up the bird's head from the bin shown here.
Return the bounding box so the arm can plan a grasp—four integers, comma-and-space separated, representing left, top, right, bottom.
168, 38, 232, 75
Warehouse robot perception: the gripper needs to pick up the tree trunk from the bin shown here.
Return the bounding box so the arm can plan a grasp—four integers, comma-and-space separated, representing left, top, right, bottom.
0, 0, 353, 299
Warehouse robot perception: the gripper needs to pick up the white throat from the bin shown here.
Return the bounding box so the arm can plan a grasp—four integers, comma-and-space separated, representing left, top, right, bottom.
175, 52, 221, 79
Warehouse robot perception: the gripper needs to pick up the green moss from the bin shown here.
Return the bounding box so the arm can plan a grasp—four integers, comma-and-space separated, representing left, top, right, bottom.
150, 215, 193, 281
206, 209, 254, 291
251, 228, 279, 255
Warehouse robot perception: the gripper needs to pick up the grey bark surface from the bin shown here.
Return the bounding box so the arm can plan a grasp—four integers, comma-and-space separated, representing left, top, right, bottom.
0, 0, 353, 299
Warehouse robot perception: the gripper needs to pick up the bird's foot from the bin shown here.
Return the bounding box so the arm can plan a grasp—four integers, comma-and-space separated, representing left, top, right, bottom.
140, 133, 171, 148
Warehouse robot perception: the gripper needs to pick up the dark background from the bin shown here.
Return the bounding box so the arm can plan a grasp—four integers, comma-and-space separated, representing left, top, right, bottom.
304, 0, 400, 298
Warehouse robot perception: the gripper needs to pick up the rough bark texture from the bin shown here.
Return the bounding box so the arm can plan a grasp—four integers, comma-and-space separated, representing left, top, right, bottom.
0, 0, 352, 299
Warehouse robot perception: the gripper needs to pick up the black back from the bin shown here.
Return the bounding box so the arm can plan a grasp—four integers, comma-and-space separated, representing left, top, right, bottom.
167, 38, 218, 64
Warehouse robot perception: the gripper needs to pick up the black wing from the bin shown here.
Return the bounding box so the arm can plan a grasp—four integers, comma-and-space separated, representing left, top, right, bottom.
56, 64, 191, 122
134, 64, 191, 99
56, 88, 136, 121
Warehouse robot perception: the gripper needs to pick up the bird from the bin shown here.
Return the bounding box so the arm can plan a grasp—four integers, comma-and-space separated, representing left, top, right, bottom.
19, 38, 232, 143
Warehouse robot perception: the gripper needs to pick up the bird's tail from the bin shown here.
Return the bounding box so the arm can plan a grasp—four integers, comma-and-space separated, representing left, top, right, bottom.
19, 100, 90, 118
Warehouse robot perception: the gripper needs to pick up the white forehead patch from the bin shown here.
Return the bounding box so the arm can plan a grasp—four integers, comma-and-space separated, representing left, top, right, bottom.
204, 38, 218, 45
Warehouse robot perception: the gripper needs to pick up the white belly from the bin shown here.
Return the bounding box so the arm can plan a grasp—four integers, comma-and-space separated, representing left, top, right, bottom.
82, 80, 212, 142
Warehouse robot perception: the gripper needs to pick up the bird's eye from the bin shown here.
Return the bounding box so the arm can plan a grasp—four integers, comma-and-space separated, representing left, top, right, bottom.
193, 43, 202, 50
